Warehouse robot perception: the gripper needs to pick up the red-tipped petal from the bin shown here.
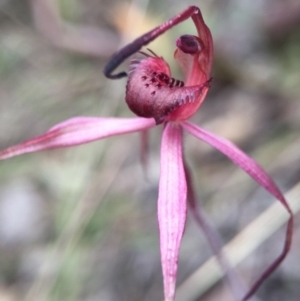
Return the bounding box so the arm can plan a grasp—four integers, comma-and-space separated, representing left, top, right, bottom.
182, 121, 293, 300
158, 122, 187, 301
0, 117, 156, 160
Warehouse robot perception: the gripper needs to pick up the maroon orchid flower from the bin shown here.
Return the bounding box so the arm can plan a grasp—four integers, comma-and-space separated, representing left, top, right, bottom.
0, 6, 293, 301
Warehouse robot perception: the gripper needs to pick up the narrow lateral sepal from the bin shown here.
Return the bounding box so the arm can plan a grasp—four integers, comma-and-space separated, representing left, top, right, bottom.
158, 122, 187, 301
182, 121, 293, 300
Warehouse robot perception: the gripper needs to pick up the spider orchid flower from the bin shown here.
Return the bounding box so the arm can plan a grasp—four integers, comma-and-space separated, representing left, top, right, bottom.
0, 6, 293, 301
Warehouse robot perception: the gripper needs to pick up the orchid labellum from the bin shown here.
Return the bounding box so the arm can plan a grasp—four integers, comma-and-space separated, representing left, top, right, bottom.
0, 6, 293, 301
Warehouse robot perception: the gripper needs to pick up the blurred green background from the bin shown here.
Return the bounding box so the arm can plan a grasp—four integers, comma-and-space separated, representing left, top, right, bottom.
0, 0, 299, 301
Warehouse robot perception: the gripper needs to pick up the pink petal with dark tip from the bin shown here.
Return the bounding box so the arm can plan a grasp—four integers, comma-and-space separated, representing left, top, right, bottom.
0, 117, 156, 160
182, 121, 293, 300
158, 122, 187, 301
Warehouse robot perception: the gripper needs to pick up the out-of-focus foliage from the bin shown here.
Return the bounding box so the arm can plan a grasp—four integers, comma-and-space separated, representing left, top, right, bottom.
0, 0, 299, 301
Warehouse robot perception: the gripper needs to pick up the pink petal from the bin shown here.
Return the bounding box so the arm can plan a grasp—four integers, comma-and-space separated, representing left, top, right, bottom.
182, 121, 293, 300
158, 122, 187, 301
0, 117, 156, 160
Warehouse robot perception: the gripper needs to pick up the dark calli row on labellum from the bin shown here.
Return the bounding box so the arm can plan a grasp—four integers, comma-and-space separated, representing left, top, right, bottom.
0, 6, 293, 301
